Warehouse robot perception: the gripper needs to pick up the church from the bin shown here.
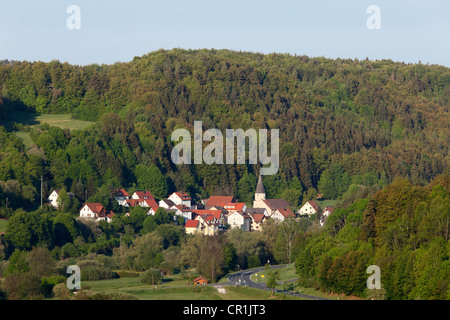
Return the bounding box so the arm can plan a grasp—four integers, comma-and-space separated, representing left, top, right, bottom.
252, 173, 293, 217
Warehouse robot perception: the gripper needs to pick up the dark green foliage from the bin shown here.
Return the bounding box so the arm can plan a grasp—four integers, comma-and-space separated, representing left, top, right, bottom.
139, 269, 163, 285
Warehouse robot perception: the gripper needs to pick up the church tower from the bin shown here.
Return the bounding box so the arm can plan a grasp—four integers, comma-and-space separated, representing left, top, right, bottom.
253, 173, 266, 208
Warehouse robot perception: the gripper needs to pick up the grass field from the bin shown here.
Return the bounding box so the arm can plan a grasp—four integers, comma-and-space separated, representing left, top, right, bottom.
0, 219, 8, 233
82, 273, 307, 300
3, 112, 94, 149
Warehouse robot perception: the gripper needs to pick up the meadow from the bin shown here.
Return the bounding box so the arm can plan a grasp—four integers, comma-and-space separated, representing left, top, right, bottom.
3, 112, 94, 149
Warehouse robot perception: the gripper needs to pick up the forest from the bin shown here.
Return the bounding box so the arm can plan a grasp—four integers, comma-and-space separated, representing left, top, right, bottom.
0, 49, 448, 299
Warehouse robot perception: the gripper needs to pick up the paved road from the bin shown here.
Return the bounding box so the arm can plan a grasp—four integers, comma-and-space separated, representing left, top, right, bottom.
223, 265, 331, 300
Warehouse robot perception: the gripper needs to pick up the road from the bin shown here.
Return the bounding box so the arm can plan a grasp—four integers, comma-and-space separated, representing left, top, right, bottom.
223, 265, 331, 300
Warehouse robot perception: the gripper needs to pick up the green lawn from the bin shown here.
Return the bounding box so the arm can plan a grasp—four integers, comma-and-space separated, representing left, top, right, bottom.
81, 273, 307, 300
4, 112, 95, 149
0, 219, 8, 233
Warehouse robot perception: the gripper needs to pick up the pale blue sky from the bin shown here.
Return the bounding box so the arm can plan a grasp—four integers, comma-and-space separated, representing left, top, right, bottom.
0, 0, 449, 66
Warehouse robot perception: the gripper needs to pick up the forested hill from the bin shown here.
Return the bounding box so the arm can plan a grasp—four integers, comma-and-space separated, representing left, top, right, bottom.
0, 49, 449, 210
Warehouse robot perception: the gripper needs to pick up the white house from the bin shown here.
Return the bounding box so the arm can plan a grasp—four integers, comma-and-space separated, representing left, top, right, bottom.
185, 219, 201, 235
132, 191, 154, 200
298, 200, 320, 216
114, 189, 130, 204
195, 214, 219, 236
79, 203, 105, 219
172, 204, 193, 221
270, 208, 296, 223
248, 212, 266, 231
227, 210, 251, 231
47, 189, 76, 208
168, 192, 191, 208
319, 206, 334, 226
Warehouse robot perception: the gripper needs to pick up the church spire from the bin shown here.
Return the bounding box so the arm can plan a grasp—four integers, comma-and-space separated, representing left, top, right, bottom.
255, 172, 265, 195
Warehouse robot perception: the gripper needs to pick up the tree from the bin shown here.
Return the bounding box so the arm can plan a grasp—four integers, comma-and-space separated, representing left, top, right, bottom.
275, 218, 300, 264
265, 265, 280, 297
139, 269, 163, 285
196, 235, 225, 283
27, 247, 56, 278
135, 164, 168, 199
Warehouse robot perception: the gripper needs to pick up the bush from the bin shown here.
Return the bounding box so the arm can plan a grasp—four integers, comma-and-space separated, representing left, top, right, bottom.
2, 272, 44, 300
61, 243, 78, 259
53, 283, 71, 300
41, 275, 67, 297
76, 260, 114, 281
139, 269, 163, 285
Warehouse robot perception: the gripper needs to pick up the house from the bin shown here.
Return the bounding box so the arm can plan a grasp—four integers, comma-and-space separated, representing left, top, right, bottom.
193, 276, 208, 285
132, 191, 154, 201
252, 174, 291, 215
47, 189, 76, 208
105, 212, 116, 223
172, 204, 194, 221
158, 199, 175, 209
185, 219, 201, 235
227, 210, 251, 231
205, 195, 235, 209
270, 208, 296, 223
248, 212, 266, 231
120, 199, 140, 208
114, 189, 129, 204
245, 207, 268, 217
298, 200, 320, 216
319, 206, 334, 226
139, 198, 159, 212
219, 202, 246, 214
195, 214, 219, 236
79, 203, 105, 219
192, 209, 225, 225
168, 192, 191, 208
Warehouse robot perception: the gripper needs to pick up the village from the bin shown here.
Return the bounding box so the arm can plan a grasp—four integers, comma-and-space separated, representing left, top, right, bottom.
47, 173, 335, 236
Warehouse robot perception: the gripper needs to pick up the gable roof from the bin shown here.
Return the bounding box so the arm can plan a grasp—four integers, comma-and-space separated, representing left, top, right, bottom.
249, 212, 266, 223
83, 203, 104, 213
141, 198, 159, 209
245, 208, 267, 215
274, 208, 295, 218
220, 202, 246, 211
263, 199, 290, 210
185, 219, 200, 228
205, 196, 235, 208
123, 199, 140, 207
306, 200, 320, 211
115, 189, 130, 197
192, 209, 223, 220
159, 199, 175, 207
133, 191, 154, 200
171, 191, 191, 201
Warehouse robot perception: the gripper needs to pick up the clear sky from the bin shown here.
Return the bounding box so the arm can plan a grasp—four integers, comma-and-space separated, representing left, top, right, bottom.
0, 0, 449, 67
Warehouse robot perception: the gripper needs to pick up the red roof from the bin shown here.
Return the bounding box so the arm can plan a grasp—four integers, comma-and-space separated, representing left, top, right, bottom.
307, 201, 320, 211
250, 213, 266, 223
115, 189, 129, 197
185, 220, 199, 228
206, 196, 235, 207
124, 199, 140, 207
192, 209, 222, 220
220, 202, 245, 211
84, 203, 104, 213
133, 191, 154, 200
275, 208, 296, 218
140, 198, 159, 209
173, 191, 191, 201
